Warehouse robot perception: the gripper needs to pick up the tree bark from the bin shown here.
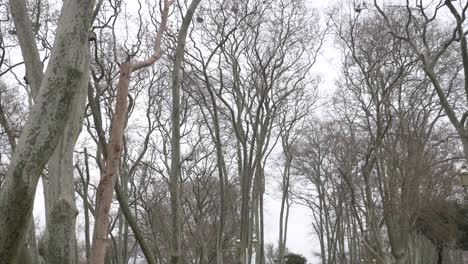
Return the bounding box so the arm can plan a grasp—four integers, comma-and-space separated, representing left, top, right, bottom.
0, 0, 94, 262
89, 1, 173, 262
278, 150, 292, 264
43, 46, 89, 264
115, 178, 158, 264
8, 0, 43, 97
169, 1, 202, 264
83, 149, 92, 263
91, 61, 132, 264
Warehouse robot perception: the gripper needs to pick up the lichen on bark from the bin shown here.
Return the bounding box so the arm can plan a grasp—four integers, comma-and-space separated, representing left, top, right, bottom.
0, 0, 95, 262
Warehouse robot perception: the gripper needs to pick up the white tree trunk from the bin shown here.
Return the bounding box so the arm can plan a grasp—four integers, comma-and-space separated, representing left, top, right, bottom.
42, 65, 88, 263
0, 0, 94, 262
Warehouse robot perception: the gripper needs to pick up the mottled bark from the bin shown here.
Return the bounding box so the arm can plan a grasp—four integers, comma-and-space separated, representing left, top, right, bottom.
28, 218, 41, 264
0, 0, 94, 262
43, 62, 88, 263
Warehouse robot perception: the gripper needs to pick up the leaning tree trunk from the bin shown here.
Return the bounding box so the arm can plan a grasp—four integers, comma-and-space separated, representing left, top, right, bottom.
91, 61, 132, 264
0, 0, 94, 262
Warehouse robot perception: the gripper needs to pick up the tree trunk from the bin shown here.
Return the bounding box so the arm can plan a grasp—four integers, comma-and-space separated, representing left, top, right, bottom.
0, 0, 93, 262
28, 217, 41, 264
89, 1, 173, 261
169, 1, 202, 263
84, 149, 92, 263
210, 96, 226, 264
437, 246, 443, 264
42, 47, 89, 264
91, 61, 131, 264
115, 179, 158, 264
278, 151, 292, 264
8, 0, 43, 97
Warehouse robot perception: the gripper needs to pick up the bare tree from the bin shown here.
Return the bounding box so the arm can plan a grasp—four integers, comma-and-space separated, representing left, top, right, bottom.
186, 1, 324, 263
90, 0, 174, 263
0, 0, 97, 262
373, 0, 468, 162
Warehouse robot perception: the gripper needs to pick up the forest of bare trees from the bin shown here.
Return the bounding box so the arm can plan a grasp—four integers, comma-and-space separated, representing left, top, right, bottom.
1, 0, 468, 264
